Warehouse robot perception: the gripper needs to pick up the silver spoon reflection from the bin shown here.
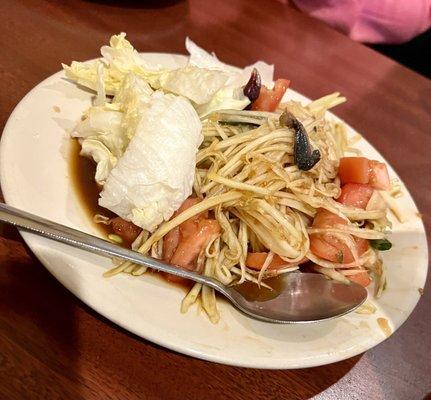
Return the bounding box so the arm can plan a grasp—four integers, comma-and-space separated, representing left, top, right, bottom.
0, 203, 367, 324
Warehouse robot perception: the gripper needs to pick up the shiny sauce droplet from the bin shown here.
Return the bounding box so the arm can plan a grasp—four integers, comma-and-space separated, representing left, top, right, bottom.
377, 317, 392, 337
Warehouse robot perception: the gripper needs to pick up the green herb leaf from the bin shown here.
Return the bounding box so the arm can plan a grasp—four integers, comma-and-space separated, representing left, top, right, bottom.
370, 238, 392, 251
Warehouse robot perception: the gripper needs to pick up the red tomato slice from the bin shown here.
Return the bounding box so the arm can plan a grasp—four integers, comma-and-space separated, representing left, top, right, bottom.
163, 197, 207, 262
310, 209, 369, 263
162, 197, 218, 285
369, 160, 390, 190
170, 219, 220, 268
310, 235, 354, 263
310, 209, 352, 263
164, 219, 220, 285
347, 271, 371, 287
162, 226, 180, 263
338, 157, 391, 190
312, 209, 347, 228
251, 79, 290, 112
337, 183, 374, 209
355, 237, 370, 256
338, 157, 370, 185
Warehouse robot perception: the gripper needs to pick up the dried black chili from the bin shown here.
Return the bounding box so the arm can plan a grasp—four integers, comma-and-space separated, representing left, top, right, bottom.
280, 111, 321, 171
243, 68, 261, 104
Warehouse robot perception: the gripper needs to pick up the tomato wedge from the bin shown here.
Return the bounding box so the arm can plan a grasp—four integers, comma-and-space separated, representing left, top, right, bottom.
170, 219, 220, 269
163, 197, 204, 263
337, 183, 374, 209
310, 235, 355, 264
163, 226, 180, 264
347, 271, 371, 287
369, 160, 390, 190
309, 209, 368, 263
355, 237, 370, 255
338, 157, 390, 190
162, 197, 220, 284
312, 208, 346, 228
251, 79, 290, 112
338, 157, 370, 185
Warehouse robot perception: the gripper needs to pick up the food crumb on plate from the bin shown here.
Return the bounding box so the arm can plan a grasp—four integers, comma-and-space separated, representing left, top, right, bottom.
416, 212, 423, 219
355, 302, 376, 315
53, 105, 61, 113
377, 317, 392, 337
418, 288, 424, 295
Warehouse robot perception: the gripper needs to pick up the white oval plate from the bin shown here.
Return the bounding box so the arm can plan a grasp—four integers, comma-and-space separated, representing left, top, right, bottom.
0, 53, 428, 369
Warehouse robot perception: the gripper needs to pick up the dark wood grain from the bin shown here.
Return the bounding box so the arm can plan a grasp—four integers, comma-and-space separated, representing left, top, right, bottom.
0, 1, 430, 399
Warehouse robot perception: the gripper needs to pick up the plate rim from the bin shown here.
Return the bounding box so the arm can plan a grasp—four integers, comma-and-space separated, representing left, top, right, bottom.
0, 54, 428, 369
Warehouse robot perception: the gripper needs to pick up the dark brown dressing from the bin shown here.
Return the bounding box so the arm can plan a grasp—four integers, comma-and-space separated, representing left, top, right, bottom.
232, 275, 285, 302
69, 139, 115, 236
69, 138, 286, 300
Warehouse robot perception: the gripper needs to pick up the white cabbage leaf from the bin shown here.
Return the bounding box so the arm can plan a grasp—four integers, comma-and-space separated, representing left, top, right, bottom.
72, 73, 154, 184
196, 85, 249, 118
158, 65, 228, 105
112, 73, 153, 140
99, 91, 202, 231
185, 38, 275, 114
72, 106, 123, 184
80, 139, 117, 183
94, 62, 106, 106
185, 37, 240, 75
63, 33, 228, 104
186, 37, 274, 87
63, 33, 163, 95
73, 107, 125, 156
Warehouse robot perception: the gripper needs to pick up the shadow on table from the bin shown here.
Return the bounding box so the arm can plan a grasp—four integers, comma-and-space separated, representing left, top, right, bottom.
75, 294, 363, 400
0, 224, 83, 398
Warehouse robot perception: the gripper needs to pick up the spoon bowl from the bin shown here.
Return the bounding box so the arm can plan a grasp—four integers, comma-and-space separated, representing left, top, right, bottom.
225, 272, 367, 323
0, 203, 368, 324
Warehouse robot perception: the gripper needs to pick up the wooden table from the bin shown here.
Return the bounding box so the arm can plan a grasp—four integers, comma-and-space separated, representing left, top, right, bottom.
0, 1, 430, 399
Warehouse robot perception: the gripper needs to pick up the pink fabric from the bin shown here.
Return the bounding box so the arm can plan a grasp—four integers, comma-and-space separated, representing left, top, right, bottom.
292, 0, 431, 44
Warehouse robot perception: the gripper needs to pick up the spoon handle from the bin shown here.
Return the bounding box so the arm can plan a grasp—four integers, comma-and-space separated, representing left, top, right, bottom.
0, 203, 221, 290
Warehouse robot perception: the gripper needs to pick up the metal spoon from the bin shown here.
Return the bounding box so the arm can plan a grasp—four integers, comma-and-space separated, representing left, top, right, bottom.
0, 203, 367, 323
